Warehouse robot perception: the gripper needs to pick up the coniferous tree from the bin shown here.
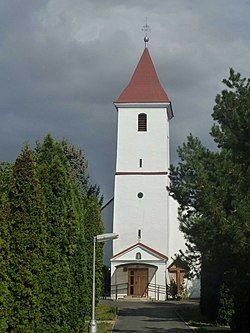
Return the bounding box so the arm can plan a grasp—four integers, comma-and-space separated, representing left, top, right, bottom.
36, 134, 87, 332
211, 69, 250, 332
84, 195, 104, 315
6, 148, 46, 332
62, 140, 89, 198
62, 140, 104, 206
0, 163, 12, 332
61, 139, 104, 315
0, 135, 104, 331
168, 70, 250, 332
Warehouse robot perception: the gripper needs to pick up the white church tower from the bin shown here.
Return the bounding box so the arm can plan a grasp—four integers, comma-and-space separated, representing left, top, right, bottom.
110, 38, 198, 300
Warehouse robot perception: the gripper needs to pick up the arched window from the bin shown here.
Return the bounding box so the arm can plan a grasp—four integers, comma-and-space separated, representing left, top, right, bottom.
136, 252, 141, 260
138, 113, 147, 131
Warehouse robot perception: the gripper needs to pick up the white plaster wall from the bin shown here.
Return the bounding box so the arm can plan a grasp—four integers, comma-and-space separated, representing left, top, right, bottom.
149, 263, 167, 300
110, 265, 128, 298
111, 103, 200, 298
101, 199, 114, 266
115, 247, 163, 261
116, 107, 169, 172
186, 278, 201, 298
168, 196, 186, 257
113, 174, 169, 255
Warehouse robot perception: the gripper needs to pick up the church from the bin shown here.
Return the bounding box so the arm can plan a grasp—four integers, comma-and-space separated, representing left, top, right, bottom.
102, 37, 200, 300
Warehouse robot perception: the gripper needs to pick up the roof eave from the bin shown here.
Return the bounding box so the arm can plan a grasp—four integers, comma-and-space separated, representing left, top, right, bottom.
114, 101, 171, 109
111, 242, 168, 261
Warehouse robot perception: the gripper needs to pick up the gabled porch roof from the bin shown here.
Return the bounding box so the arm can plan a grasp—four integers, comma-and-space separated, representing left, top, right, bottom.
111, 242, 168, 261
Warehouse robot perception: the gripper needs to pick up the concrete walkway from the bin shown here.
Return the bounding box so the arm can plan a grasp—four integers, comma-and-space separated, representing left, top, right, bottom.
103, 300, 193, 332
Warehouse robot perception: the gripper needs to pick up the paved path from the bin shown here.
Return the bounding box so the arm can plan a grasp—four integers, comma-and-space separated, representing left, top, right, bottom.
103, 300, 194, 332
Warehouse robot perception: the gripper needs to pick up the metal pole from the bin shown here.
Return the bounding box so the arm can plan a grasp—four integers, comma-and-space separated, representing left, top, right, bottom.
89, 236, 97, 333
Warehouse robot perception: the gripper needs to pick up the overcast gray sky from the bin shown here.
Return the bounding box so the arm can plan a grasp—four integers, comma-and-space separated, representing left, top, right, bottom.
1, 0, 250, 201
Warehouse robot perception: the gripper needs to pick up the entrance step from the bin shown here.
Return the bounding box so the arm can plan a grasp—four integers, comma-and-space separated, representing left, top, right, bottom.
118, 296, 153, 302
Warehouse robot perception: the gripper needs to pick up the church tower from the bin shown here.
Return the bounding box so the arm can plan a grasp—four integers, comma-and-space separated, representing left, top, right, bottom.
110, 40, 189, 300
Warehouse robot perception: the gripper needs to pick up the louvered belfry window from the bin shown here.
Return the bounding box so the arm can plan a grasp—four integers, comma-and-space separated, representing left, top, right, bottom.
138, 113, 147, 131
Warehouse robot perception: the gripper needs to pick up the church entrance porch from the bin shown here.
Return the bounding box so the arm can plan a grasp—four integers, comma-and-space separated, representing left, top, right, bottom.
111, 263, 168, 300
110, 242, 169, 300
128, 268, 148, 297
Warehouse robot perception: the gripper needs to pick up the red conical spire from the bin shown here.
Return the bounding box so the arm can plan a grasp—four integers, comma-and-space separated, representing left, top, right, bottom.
116, 48, 169, 103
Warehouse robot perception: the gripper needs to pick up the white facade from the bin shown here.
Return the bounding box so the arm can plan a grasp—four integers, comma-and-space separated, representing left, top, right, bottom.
113, 105, 171, 256
111, 103, 187, 300
110, 48, 200, 300
115, 106, 170, 173
111, 243, 167, 300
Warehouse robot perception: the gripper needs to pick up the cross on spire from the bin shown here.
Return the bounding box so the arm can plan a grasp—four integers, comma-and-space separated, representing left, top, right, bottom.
142, 17, 150, 48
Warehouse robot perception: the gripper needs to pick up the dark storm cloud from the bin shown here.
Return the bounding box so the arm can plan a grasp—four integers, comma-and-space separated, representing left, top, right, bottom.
0, 0, 250, 200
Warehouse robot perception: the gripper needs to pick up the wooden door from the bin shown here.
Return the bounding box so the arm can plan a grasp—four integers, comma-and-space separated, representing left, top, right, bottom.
128, 269, 148, 297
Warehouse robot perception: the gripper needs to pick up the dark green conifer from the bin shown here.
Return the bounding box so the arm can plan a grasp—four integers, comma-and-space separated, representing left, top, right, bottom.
0, 163, 13, 332
36, 134, 87, 332
62, 140, 103, 206
7, 148, 46, 332
84, 195, 104, 315
62, 140, 89, 197
168, 70, 250, 332
0, 134, 104, 332
61, 139, 104, 316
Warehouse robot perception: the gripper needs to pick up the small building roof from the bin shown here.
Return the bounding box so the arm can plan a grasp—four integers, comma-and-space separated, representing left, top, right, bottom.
111, 242, 168, 260
115, 47, 170, 103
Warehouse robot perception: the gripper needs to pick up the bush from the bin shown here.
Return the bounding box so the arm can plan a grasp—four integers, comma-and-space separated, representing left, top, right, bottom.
169, 280, 178, 299
218, 283, 234, 326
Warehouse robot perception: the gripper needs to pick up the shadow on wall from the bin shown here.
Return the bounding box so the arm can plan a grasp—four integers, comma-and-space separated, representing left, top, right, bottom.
187, 278, 200, 299
111, 264, 158, 298
101, 198, 114, 266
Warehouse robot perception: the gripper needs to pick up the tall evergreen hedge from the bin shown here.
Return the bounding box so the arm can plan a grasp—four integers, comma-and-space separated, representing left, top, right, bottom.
7, 148, 46, 332
84, 195, 104, 314
0, 163, 13, 331
36, 135, 84, 332
0, 135, 104, 332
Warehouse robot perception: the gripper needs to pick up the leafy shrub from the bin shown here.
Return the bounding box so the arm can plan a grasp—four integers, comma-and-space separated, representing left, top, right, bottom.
169, 280, 178, 299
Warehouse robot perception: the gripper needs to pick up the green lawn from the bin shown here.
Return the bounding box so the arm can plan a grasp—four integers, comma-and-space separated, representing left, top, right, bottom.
177, 304, 231, 332
83, 321, 113, 333
83, 304, 117, 332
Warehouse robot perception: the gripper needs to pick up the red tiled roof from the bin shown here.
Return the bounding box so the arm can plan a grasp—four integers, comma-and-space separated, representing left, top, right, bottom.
116, 48, 169, 103
111, 242, 168, 260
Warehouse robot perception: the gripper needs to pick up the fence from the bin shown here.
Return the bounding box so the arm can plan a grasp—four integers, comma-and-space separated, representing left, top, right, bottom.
110, 282, 167, 300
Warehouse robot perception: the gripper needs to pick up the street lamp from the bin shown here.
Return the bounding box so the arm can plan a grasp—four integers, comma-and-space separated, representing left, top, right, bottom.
89, 233, 119, 333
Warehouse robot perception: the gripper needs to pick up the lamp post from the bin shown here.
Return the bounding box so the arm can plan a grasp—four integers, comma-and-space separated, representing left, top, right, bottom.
89, 233, 119, 333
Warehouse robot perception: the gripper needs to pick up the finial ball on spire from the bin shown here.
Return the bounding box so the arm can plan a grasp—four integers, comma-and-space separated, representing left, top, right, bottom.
142, 17, 150, 47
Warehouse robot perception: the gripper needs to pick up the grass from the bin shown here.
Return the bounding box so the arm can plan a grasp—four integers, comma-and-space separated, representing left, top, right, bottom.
83, 321, 113, 333
177, 304, 231, 332
95, 304, 117, 321
196, 329, 231, 333
83, 304, 117, 332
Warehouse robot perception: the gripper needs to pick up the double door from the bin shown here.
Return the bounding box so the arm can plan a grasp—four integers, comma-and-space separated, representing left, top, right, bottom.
128, 268, 148, 297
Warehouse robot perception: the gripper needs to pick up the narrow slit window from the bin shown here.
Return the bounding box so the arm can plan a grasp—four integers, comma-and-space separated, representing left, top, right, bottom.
138, 113, 147, 131
139, 159, 143, 168
138, 229, 141, 239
